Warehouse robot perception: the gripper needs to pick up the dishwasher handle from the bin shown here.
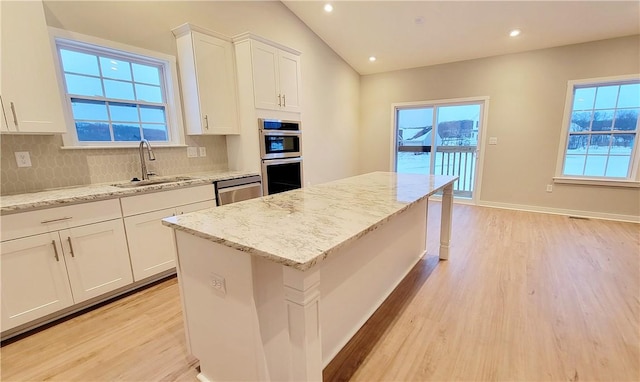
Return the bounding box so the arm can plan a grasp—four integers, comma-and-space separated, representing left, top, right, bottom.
217, 182, 263, 206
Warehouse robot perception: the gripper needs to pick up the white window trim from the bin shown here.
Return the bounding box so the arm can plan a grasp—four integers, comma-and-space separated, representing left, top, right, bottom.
389, 95, 490, 205
48, 27, 185, 148
553, 74, 640, 187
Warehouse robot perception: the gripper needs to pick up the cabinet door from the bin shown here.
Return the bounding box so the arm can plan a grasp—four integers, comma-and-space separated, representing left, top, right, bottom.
193, 32, 239, 135
124, 208, 177, 281
61, 220, 133, 303
0, 233, 74, 331
251, 41, 280, 111
278, 51, 301, 113
0, 0, 67, 134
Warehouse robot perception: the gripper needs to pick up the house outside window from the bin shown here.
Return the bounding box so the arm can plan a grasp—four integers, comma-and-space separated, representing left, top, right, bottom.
50, 28, 184, 147
555, 75, 640, 186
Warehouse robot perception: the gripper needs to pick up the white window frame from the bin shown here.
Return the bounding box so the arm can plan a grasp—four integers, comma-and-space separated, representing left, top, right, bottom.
553, 74, 640, 188
48, 27, 185, 148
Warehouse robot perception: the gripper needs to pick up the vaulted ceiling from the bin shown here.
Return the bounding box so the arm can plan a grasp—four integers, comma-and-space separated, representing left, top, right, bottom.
283, 1, 640, 75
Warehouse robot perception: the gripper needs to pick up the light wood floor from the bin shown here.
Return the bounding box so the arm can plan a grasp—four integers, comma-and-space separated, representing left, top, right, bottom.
1, 203, 638, 381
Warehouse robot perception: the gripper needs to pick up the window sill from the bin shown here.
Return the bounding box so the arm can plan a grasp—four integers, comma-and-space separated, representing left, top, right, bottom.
60, 144, 188, 150
553, 176, 640, 188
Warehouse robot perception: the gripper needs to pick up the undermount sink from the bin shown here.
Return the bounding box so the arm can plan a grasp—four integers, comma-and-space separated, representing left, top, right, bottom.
112, 176, 195, 188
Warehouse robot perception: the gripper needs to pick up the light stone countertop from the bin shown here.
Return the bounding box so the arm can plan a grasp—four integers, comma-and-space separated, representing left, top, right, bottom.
163, 172, 458, 271
0, 170, 259, 214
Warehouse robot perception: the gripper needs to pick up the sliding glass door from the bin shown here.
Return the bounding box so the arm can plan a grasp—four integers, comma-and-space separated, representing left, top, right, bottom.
394, 99, 486, 199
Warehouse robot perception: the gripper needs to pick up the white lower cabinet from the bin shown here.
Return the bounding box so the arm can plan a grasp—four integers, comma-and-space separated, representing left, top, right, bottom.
0, 218, 132, 331
124, 199, 216, 282
61, 220, 133, 303
1, 232, 74, 331
1, 184, 218, 337
125, 208, 177, 281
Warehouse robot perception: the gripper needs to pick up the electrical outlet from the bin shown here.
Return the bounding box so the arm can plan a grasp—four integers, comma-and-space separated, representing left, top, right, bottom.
546, 184, 553, 192
488, 137, 498, 145
199, 147, 207, 157
210, 273, 226, 295
15, 152, 32, 168
187, 147, 198, 158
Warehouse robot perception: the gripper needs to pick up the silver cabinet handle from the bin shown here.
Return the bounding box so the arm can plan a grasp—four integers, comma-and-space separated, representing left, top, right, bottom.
283, 94, 286, 107
40, 216, 72, 224
67, 237, 75, 257
204, 115, 209, 130
10, 102, 18, 127
278, 94, 282, 107
51, 240, 60, 262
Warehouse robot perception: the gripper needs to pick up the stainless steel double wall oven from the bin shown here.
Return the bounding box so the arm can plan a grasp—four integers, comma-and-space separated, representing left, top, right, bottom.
259, 119, 303, 195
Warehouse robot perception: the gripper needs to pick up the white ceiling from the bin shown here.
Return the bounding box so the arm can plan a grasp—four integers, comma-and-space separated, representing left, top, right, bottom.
283, 1, 640, 75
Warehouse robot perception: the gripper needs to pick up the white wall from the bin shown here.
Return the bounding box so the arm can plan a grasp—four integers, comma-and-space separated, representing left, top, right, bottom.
42, 0, 361, 186
359, 36, 640, 219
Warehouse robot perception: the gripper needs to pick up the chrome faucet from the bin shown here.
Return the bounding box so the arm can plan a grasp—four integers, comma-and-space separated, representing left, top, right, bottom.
138, 139, 156, 180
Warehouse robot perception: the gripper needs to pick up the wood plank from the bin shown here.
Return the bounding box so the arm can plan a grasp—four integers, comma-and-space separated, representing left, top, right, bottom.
1, 203, 638, 381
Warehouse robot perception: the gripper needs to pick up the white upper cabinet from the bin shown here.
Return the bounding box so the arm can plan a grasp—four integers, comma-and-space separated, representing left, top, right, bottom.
245, 38, 301, 113
0, 0, 67, 134
173, 24, 239, 135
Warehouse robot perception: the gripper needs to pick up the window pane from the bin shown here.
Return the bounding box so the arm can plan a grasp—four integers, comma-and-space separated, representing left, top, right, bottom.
563, 155, 585, 175
573, 87, 596, 110
570, 111, 591, 131
104, 79, 135, 100
99, 57, 132, 81
65, 74, 104, 97
611, 134, 635, 154
135, 84, 163, 103
113, 123, 141, 141
76, 121, 111, 141
71, 99, 108, 121
142, 124, 168, 141
584, 155, 607, 176
613, 109, 638, 131
594, 85, 619, 109
618, 83, 640, 108
567, 134, 588, 153
605, 156, 631, 177
60, 49, 100, 76
587, 134, 611, 154
109, 103, 139, 122
132, 63, 161, 85
591, 110, 614, 131
140, 106, 165, 123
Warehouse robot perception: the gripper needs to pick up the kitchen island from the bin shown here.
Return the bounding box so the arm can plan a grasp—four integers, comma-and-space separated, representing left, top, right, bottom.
162, 172, 457, 382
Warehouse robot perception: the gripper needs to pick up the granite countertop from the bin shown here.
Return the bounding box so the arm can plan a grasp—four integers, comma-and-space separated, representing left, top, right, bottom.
163, 172, 457, 271
0, 170, 259, 214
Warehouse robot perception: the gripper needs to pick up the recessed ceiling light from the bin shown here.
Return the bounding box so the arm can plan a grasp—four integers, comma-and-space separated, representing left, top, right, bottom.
509, 29, 521, 37
369, 56, 377, 62
324, 3, 333, 13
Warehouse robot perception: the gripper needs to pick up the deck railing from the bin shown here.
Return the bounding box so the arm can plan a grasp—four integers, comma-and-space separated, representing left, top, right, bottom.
397, 145, 476, 198
435, 146, 476, 198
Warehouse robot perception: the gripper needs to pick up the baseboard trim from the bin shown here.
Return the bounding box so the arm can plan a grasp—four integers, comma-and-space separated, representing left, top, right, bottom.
476, 201, 640, 223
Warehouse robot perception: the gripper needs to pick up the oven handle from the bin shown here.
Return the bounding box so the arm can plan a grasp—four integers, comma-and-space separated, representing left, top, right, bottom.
259, 129, 301, 136
262, 157, 303, 166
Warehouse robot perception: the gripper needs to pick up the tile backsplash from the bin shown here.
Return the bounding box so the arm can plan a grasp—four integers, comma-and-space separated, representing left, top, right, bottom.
1, 134, 228, 195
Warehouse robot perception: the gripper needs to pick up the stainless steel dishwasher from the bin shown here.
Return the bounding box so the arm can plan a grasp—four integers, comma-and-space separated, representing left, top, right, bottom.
215, 175, 263, 206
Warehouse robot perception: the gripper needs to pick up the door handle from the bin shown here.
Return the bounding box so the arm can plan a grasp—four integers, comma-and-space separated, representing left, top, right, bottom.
10, 102, 18, 128
67, 237, 75, 257
204, 115, 209, 130
278, 94, 282, 107
283, 94, 286, 107
51, 240, 60, 262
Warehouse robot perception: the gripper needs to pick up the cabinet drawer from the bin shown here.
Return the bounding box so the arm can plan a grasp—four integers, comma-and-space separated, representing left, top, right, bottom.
120, 185, 215, 217
1, 199, 122, 242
